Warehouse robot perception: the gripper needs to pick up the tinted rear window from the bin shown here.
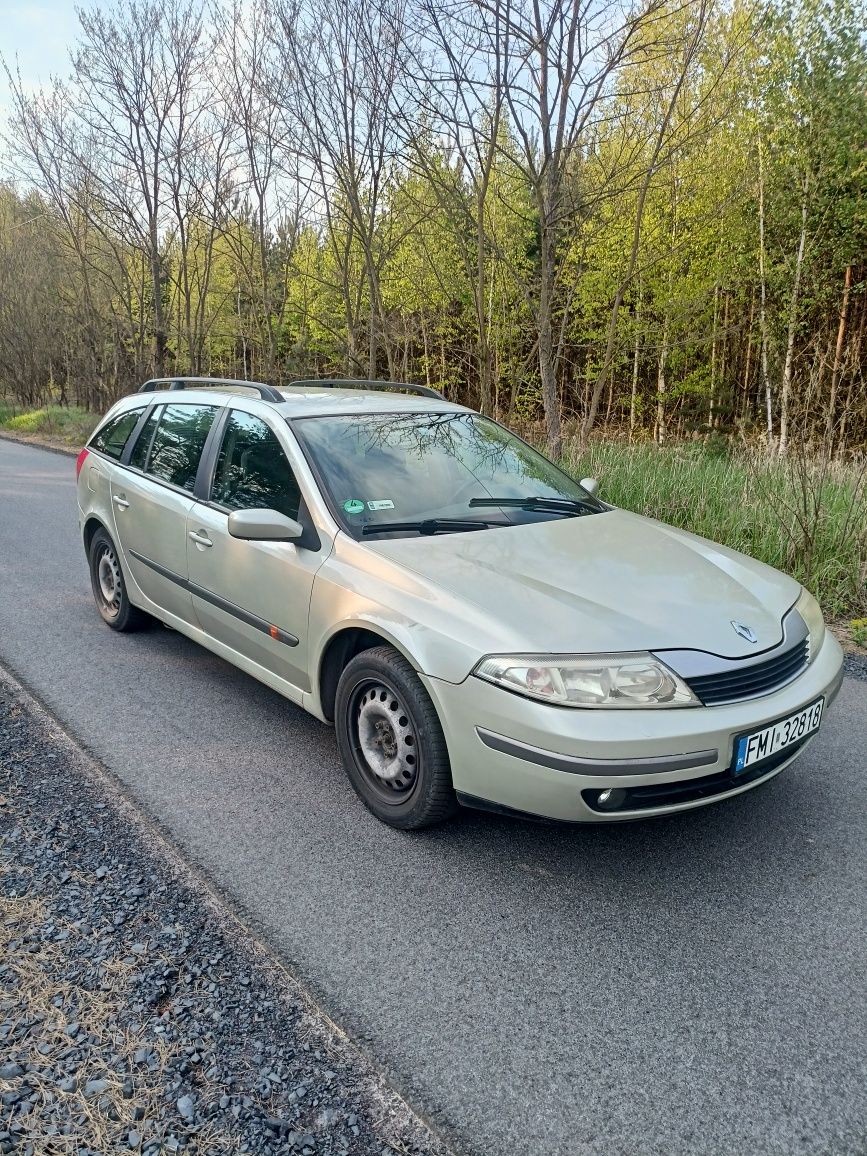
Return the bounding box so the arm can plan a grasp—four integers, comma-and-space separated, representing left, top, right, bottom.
129, 407, 161, 471
143, 404, 218, 491
89, 408, 145, 459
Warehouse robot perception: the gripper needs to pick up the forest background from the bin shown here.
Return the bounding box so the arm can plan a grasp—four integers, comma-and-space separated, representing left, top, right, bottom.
1, 0, 865, 620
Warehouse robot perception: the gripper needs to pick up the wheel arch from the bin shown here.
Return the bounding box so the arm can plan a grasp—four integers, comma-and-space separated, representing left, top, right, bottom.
83, 514, 113, 555
317, 624, 420, 722
82, 516, 141, 600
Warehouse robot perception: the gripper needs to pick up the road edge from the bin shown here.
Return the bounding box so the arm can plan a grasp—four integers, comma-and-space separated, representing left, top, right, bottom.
0, 656, 464, 1156
0, 430, 79, 458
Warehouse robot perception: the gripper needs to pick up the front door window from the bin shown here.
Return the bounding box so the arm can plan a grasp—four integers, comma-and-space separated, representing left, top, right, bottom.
211, 410, 301, 519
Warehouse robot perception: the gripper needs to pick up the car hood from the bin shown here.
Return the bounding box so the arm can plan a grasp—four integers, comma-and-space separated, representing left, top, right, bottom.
369, 509, 800, 658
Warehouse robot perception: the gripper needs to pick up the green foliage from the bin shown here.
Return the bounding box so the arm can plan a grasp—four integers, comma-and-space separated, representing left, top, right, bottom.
1, 0, 866, 450
562, 440, 867, 618
0, 406, 98, 445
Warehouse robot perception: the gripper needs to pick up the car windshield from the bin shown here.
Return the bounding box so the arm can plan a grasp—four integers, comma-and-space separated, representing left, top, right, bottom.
292, 411, 605, 538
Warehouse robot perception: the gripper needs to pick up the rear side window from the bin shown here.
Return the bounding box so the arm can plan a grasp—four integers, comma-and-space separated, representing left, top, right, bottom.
143, 403, 218, 492
211, 410, 301, 519
89, 407, 145, 460
129, 407, 161, 471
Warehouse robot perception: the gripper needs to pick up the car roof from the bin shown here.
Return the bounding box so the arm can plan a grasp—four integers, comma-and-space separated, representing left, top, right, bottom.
119, 380, 470, 420
274, 387, 469, 418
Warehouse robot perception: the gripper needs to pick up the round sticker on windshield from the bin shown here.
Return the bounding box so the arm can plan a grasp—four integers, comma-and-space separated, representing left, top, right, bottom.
343, 499, 365, 515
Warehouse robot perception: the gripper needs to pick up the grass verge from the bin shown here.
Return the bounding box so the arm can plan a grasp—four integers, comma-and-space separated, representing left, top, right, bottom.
0, 404, 98, 448
563, 440, 867, 620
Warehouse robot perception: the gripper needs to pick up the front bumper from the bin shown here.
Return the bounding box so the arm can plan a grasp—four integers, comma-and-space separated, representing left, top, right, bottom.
420, 633, 845, 822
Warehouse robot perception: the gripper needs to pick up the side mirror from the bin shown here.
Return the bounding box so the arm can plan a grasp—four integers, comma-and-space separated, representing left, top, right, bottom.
227, 508, 303, 542
580, 477, 599, 497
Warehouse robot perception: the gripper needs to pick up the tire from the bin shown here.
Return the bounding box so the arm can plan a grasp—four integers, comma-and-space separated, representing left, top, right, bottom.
334, 645, 457, 829
88, 527, 149, 632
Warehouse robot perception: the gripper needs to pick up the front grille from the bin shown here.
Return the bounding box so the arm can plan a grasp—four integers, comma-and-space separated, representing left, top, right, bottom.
684, 637, 809, 706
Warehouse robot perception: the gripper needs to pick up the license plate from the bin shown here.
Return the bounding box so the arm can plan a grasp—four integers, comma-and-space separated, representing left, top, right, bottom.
734, 698, 823, 774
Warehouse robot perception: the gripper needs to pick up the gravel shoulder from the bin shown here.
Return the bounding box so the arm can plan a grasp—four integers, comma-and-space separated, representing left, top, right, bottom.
843, 653, 867, 680
0, 667, 453, 1156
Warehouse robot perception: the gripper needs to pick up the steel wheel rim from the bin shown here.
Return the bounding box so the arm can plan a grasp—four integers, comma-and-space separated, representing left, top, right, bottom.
350, 679, 418, 801
95, 544, 122, 618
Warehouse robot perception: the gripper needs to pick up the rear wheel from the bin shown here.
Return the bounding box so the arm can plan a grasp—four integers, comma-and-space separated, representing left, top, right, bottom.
335, 646, 457, 829
88, 527, 149, 632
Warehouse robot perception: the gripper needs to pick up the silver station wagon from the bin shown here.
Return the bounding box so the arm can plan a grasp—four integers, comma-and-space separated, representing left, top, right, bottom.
76, 377, 844, 829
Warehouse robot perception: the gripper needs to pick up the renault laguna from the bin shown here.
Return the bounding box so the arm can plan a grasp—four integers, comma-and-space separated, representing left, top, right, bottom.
76, 377, 844, 828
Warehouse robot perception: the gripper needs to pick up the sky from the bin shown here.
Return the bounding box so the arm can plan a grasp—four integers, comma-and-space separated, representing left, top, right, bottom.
0, 1, 104, 126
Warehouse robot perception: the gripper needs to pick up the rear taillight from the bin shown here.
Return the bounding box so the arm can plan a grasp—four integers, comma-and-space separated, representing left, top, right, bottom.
75, 447, 90, 479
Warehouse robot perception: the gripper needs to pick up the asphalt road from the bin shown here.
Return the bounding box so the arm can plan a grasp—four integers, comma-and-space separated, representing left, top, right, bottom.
1, 437, 866, 1156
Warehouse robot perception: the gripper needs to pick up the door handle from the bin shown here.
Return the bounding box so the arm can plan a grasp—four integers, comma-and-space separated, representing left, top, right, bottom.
188, 530, 213, 547
112, 495, 130, 509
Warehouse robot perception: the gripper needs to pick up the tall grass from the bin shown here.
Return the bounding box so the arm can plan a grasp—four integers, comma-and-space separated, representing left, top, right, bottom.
1, 400, 864, 617
0, 404, 98, 446
562, 440, 867, 619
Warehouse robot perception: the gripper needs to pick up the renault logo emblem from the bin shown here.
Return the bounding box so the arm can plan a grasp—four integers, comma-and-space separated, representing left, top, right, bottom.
731, 620, 758, 644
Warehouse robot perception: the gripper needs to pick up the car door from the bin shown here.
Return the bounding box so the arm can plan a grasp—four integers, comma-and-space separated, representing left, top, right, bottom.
185, 407, 327, 693
83, 403, 148, 523
110, 401, 219, 625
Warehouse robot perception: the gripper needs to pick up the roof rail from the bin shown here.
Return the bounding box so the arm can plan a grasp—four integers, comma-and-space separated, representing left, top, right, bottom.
287, 377, 442, 400
138, 377, 284, 403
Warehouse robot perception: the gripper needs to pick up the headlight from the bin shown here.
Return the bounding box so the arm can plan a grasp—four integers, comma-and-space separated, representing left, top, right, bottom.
473, 652, 699, 708
795, 587, 825, 658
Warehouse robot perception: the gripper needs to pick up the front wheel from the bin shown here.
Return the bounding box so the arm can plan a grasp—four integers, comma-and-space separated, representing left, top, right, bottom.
88, 527, 149, 632
334, 646, 457, 829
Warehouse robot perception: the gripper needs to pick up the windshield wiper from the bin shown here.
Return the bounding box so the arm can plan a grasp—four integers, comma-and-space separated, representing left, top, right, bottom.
468, 496, 596, 514
362, 518, 492, 537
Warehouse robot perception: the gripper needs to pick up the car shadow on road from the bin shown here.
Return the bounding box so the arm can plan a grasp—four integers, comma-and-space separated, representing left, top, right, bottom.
91, 614, 856, 916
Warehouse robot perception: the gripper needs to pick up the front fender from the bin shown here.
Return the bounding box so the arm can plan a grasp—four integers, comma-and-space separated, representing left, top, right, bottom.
302, 541, 490, 719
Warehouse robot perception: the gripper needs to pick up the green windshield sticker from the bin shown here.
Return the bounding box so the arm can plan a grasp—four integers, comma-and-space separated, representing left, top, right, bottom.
343, 499, 365, 515
367, 499, 394, 511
